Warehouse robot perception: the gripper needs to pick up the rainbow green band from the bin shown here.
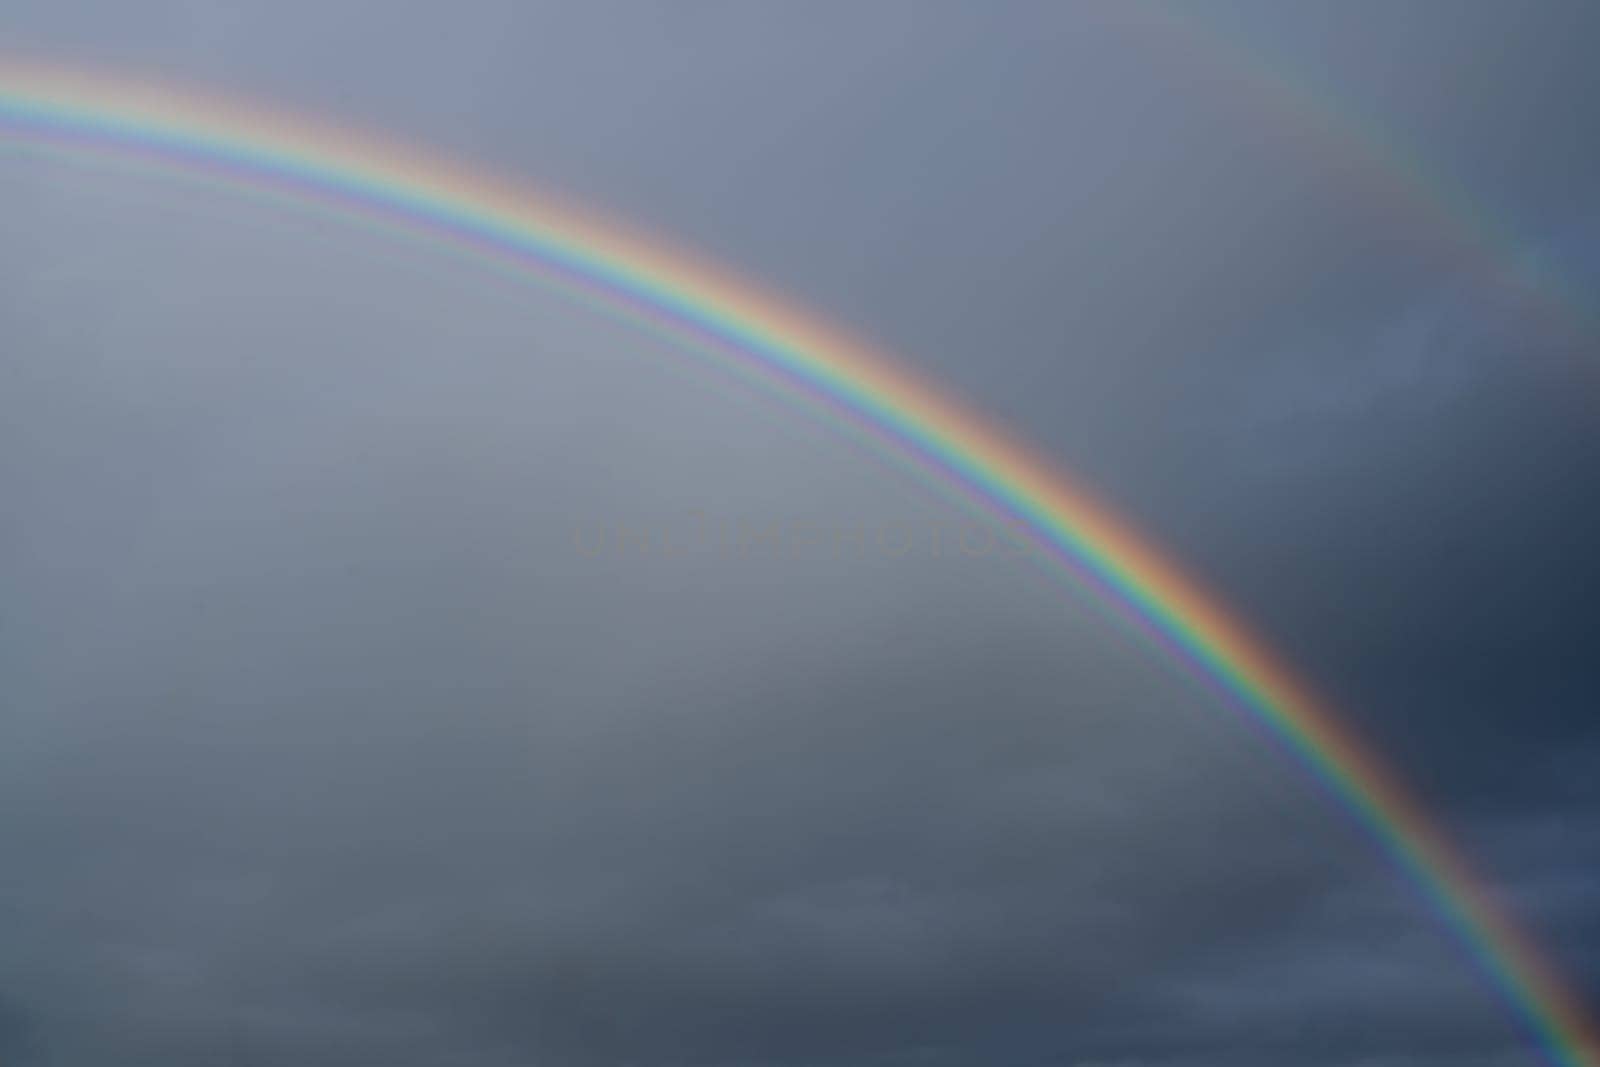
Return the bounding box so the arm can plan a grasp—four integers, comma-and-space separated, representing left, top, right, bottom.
1, 63, 1593, 1065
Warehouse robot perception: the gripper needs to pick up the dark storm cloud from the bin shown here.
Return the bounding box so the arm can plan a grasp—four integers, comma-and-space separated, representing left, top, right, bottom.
3, 2, 1599, 1065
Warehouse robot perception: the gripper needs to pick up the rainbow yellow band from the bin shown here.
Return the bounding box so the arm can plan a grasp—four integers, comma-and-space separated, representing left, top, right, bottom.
1, 62, 1593, 1065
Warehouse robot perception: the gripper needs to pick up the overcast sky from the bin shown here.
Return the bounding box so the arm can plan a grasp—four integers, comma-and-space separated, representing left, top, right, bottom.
2, 3, 1598, 1065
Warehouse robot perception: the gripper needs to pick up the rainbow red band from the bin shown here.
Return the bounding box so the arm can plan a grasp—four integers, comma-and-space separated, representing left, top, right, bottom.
1, 62, 1594, 1065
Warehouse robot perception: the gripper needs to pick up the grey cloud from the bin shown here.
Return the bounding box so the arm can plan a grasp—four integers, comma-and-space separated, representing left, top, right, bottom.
3, 2, 1599, 1065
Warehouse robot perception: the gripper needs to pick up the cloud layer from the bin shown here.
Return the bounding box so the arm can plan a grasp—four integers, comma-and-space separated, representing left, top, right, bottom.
2, 3, 1598, 1064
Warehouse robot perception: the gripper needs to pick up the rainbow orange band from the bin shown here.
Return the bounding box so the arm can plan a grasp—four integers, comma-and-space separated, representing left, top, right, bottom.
1, 62, 1593, 1065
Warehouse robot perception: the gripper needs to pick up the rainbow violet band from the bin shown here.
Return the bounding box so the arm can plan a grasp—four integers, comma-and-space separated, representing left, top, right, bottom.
1, 62, 1594, 1066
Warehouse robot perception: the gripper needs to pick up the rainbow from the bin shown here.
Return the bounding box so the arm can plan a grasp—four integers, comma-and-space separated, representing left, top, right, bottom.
1119, 1, 1594, 339
1, 61, 1594, 1065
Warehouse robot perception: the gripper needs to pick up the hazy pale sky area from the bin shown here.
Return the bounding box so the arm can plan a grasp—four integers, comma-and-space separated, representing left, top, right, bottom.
1, 3, 1598, 1065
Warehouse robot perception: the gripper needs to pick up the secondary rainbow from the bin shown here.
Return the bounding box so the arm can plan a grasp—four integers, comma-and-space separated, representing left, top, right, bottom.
1120, 1, 1595, 339
1, 62, 1594, 1065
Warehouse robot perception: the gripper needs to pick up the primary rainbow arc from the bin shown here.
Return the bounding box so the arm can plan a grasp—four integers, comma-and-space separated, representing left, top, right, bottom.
1, 62, 1594, 1066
